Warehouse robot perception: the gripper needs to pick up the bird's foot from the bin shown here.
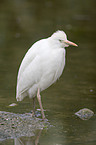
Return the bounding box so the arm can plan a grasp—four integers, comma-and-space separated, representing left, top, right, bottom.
41, 117, 48, 122
31, 110, 35, 117
31, 110, 41, 118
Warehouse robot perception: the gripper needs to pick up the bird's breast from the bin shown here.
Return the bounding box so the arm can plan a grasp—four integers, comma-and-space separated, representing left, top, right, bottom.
52, 48, 66, 81
39, 48, 66, 91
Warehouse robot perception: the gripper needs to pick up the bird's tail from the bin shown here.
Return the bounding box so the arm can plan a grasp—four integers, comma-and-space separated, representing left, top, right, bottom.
16, 91, 27, 101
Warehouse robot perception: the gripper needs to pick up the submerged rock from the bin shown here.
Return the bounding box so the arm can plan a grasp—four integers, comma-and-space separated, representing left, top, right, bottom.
75, 108, 94, 120
0, 111, 50, 141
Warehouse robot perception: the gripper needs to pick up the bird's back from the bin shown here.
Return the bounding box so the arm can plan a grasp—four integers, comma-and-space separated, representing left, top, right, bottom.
16, 39, 47, 100
17, 39, 45, 81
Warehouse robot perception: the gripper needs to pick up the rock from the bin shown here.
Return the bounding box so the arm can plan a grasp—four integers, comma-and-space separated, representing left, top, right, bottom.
75, 108, 94, 120
8, 103, 17, 107
0, 111, 50, 141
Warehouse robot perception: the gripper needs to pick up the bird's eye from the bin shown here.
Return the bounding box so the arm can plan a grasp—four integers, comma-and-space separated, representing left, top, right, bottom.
59, 39, 62, 42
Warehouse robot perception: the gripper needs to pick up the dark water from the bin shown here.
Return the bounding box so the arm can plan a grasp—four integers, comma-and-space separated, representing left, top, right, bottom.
0, 0, 96, 144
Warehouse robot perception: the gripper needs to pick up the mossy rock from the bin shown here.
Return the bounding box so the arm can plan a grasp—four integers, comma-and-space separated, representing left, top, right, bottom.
0, 111, 50, 141
75, 108, 94, 120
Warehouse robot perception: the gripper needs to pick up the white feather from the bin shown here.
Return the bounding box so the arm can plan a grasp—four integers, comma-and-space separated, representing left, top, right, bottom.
16, 31, 67, 101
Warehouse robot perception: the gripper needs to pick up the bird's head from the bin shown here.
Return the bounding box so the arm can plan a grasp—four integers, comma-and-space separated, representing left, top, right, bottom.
51, 30, 78, 48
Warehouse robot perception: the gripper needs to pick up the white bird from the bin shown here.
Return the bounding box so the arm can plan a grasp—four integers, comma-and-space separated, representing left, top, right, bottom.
16, 30, 78, 119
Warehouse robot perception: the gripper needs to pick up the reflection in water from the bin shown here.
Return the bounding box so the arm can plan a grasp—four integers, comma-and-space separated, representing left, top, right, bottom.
14, 129, 42, 145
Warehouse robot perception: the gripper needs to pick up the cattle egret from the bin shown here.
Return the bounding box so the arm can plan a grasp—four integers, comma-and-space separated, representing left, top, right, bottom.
16, 30, 78, 119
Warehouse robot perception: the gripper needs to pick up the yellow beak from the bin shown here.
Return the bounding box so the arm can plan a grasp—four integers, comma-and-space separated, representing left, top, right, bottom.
65, 40, 78, 47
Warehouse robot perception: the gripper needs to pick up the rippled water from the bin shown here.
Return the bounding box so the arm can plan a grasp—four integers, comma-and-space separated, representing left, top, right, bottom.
0, 0, 96, 145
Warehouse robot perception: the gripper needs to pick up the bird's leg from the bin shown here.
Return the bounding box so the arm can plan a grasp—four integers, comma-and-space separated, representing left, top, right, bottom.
37, 88, 45, 120
32, 97, 35, 116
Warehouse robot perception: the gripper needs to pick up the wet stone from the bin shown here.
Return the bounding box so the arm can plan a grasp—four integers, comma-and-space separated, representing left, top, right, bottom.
75, 108, 94, 120
0, 111, 50, 141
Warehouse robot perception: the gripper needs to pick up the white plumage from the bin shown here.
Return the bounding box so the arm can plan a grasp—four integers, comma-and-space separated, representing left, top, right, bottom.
16, 30, 77, 119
